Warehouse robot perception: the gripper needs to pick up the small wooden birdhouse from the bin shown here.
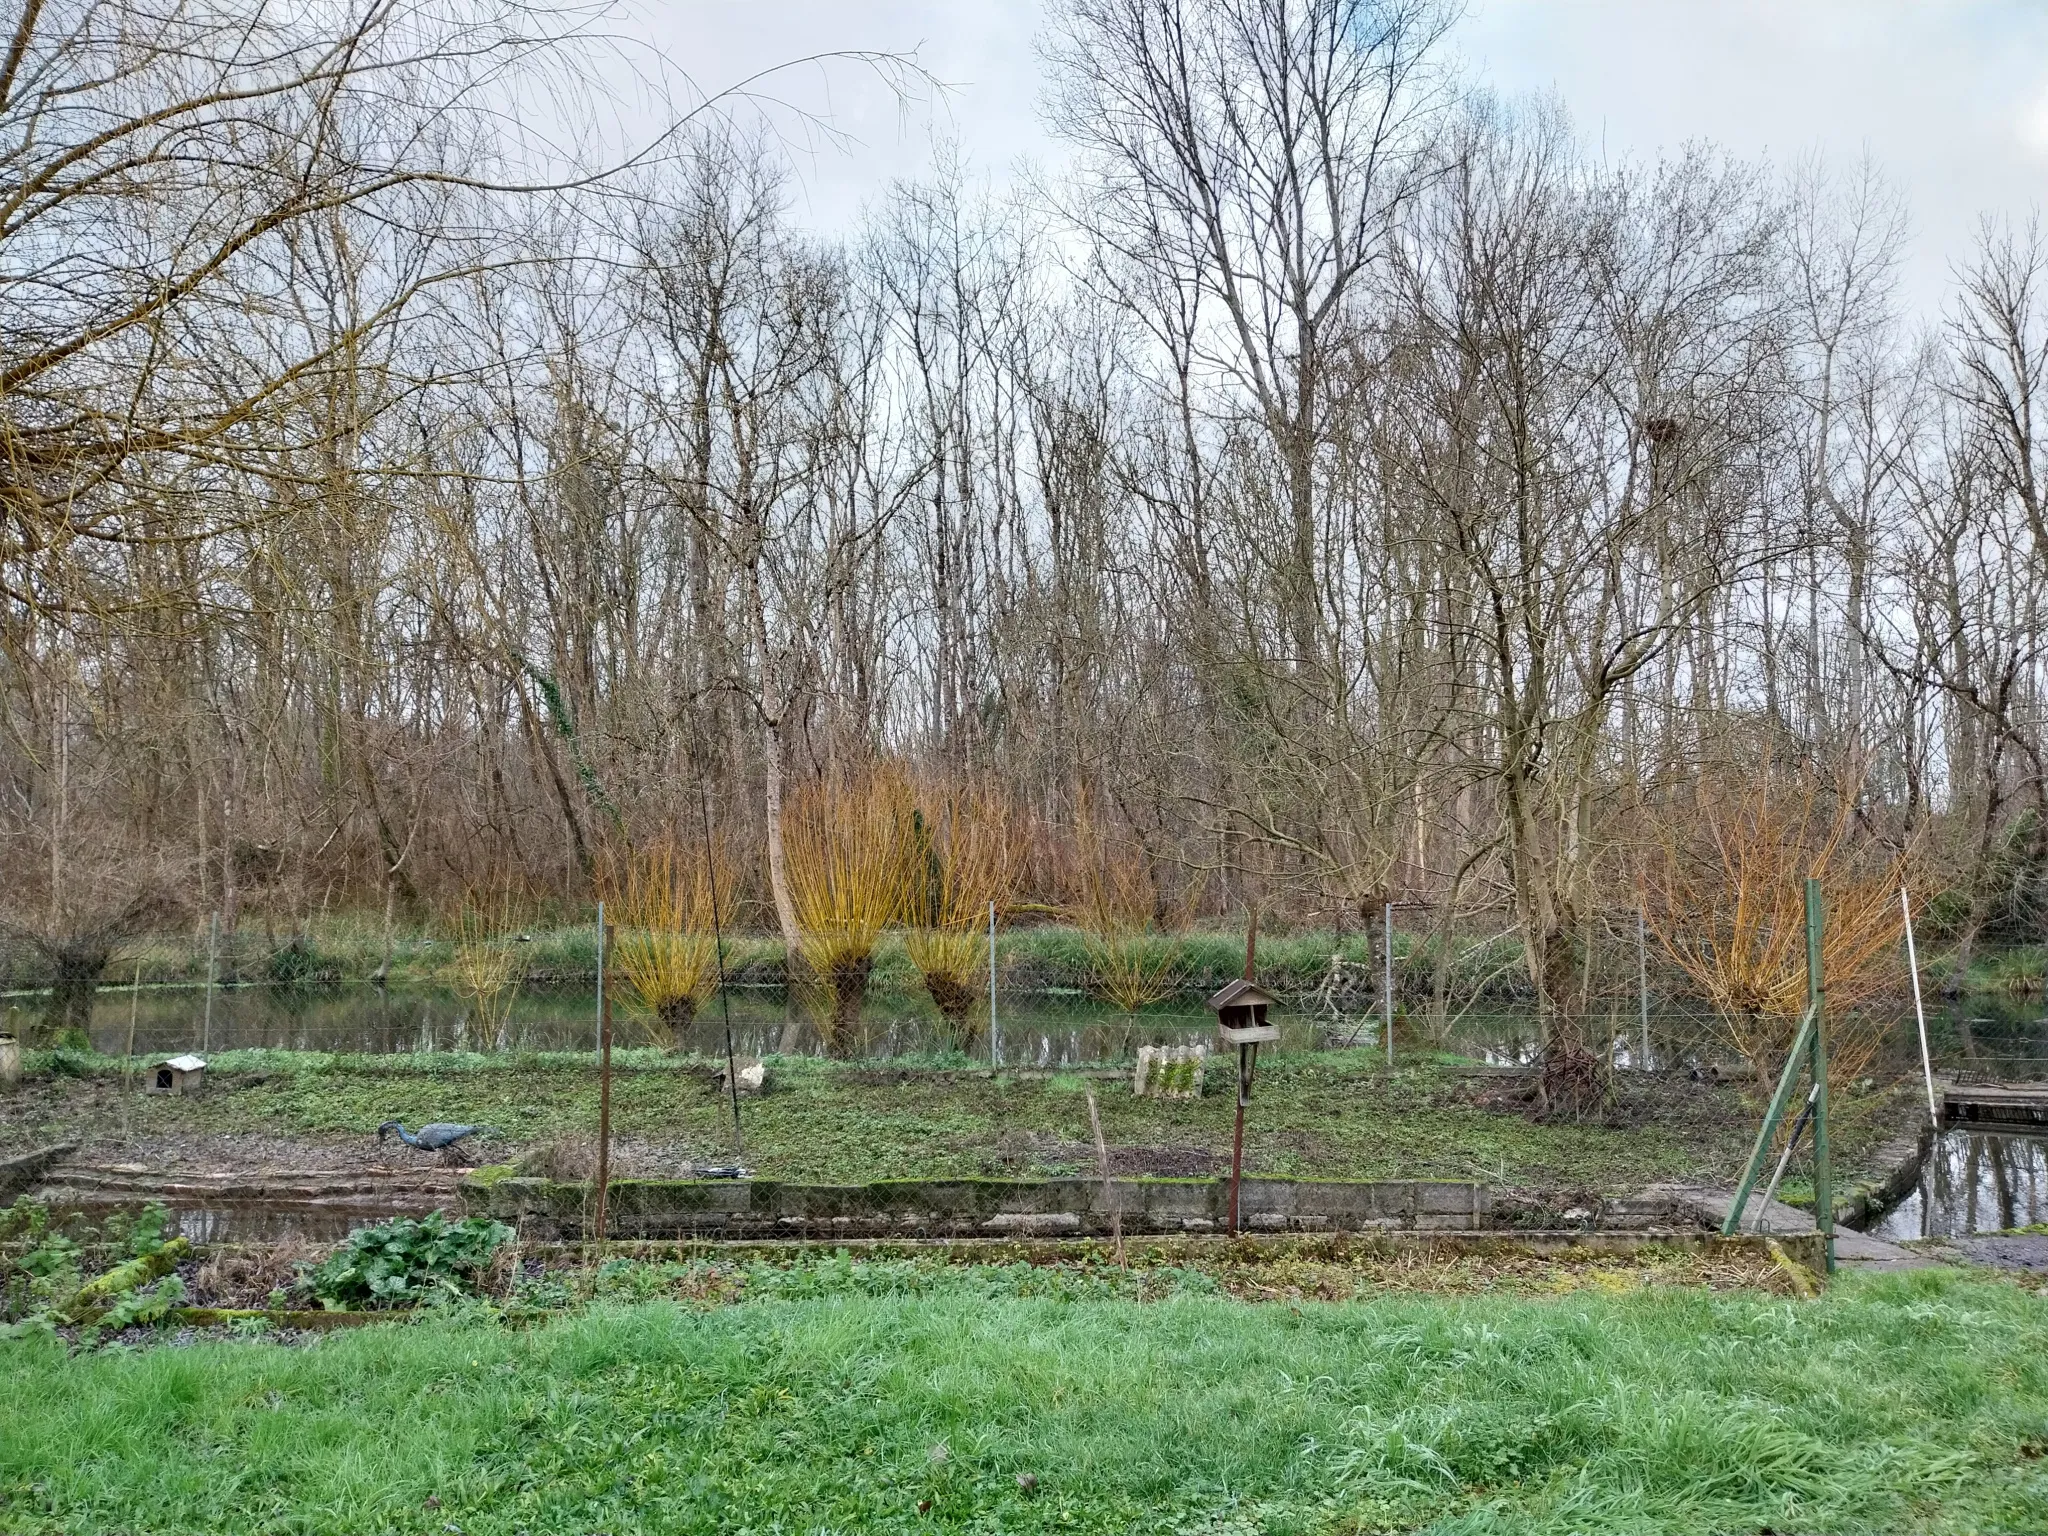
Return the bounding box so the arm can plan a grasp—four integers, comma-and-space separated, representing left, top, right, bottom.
147, 1054, 207, 1095
1208, 978, 1280, 1044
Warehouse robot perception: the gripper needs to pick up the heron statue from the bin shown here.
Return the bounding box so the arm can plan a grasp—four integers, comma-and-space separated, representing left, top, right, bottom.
378, 1120, 487, 1160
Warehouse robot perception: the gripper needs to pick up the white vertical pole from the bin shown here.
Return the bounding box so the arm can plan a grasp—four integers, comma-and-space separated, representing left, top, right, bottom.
988, 900, 1000, 1066
595, 900, 605, 1057
1901, 888, 1938, 1125
1383, 902, 1394, 1066
1637, 908, 1650, 1069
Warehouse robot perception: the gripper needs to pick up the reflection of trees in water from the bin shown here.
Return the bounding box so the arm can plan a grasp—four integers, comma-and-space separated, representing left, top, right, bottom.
81, 982, 2046, 1073
1923, 1131, 2047, 1236
1926, 997, 2048, 1076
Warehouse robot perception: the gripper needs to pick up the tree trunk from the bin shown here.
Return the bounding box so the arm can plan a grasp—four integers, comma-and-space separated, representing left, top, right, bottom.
749, 560, 805, 1018
39, 943, 108, 1047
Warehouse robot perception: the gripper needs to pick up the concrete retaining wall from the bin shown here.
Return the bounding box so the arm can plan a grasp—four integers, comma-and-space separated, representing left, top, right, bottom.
518, 1228, 1826, 1279
0, 1143, 74, 1201
460, 1171, 1492, 1241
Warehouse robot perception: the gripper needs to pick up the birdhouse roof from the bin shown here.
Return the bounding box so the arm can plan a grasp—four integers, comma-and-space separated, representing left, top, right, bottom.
1206, 978, 1279, 1013
157, 1055, 207, 1073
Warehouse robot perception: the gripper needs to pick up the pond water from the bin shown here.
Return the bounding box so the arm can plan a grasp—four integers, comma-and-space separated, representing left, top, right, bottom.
24, 979, 1769, 1066
49, 983, 1333, 1064
1871, 1128, 2048, 1241
145, 1202, 420, 1246
9, 977, 2040, 1075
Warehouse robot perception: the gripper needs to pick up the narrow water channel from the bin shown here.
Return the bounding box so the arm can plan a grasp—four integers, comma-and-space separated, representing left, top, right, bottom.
10, 976, 2048, 1074
1872, 1129, 2048, 1241
20, 976, 2039, 1080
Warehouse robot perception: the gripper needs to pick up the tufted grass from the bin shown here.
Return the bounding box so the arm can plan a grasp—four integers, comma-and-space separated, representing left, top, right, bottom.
2, 1267, 2046, 1533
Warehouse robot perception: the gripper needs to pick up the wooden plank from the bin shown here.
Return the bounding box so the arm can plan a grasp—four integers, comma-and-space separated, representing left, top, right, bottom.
1943, 1084, 2048, 1128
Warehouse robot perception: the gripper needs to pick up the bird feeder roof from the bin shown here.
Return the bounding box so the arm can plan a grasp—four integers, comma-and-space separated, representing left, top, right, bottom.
1206, 979, 1279, 1013
157, 1055, 207, 1073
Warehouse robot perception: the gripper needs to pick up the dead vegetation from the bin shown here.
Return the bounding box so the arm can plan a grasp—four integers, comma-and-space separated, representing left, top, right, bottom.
1642, 756, 1915, 1093
1066, 795, 1187, 1013
447, 888, 526, 1050
604, 837, 731, 1047
783, 767, 916, 1048
902, 776, 1023, 1044
190, 1238, 319, 1308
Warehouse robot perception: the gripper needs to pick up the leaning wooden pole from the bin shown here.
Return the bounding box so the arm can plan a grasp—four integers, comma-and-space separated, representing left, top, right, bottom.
1085, 1086, 1125, 1268
1723, 1002, 1816, 1234
594, 909, 613, 1248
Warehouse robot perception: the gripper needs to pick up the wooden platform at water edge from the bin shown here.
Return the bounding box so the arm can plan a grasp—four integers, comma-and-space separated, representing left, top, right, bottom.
1944, 1083, 2048, 1130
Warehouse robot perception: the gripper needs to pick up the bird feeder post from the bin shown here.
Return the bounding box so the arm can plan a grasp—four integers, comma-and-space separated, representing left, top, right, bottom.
1229, 1042, 1253, 1231
1209, 970, 1280, 1237
594, 906, 612, 1249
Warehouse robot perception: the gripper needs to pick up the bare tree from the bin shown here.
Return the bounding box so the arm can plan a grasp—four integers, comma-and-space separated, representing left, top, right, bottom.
1046, 0, 1454, 674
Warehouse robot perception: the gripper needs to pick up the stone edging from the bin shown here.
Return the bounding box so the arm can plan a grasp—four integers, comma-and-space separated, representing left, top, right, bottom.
461, 1172, 1493, 1241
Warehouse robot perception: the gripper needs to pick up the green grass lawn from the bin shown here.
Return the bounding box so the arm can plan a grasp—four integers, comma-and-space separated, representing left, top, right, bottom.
7, 1046, 1925, 1194
2, 1267, 2045, 1534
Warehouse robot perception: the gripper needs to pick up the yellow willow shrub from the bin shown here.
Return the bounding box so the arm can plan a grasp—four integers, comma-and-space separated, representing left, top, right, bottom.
784, 767, 916, 1048
1642, 758, 1916, 1094
602, 837, 730, 1049
1067, 793, 1184, 1013
903, 778, 1024, 1042
449, 888, 525, 1049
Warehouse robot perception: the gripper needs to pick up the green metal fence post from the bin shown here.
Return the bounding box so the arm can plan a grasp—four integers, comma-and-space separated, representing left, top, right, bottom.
1806, 876, 1835, 1274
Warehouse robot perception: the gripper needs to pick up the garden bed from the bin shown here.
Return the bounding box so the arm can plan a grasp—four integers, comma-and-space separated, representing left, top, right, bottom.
0, 1046, 1931, 1199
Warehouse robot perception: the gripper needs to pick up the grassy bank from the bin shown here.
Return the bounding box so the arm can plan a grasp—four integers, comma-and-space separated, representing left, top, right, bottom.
3, 1268, 2046, 1533
4, 1047, 1921, 1195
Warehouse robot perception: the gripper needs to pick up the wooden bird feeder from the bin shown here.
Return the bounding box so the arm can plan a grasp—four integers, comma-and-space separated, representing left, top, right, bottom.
1209, 977, 1280, 1233
1209, 978, 1280, 1045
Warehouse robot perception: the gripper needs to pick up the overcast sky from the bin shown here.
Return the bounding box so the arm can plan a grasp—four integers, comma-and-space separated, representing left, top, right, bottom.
637, 0, 2048, 321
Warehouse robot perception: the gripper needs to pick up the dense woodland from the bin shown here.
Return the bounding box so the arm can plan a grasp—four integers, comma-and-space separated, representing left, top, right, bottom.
4, 0, 2047, 1089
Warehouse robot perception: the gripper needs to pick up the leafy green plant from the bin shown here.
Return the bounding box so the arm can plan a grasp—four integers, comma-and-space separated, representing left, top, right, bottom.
13, 1232, 81, 1282
98, 1203, 172, 1259
1, 1201, 182, 1339
2, 1231, 83, 1335
91, 1276, 185, 1334
299, 1213, 513, 1310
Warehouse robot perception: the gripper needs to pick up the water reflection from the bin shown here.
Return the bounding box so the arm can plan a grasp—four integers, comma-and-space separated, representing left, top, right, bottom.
71, 983, 1318, 1065
44, 1201, 410, 1245
1873, 1129, 2048, 1240
36, 980, 2048, 1074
